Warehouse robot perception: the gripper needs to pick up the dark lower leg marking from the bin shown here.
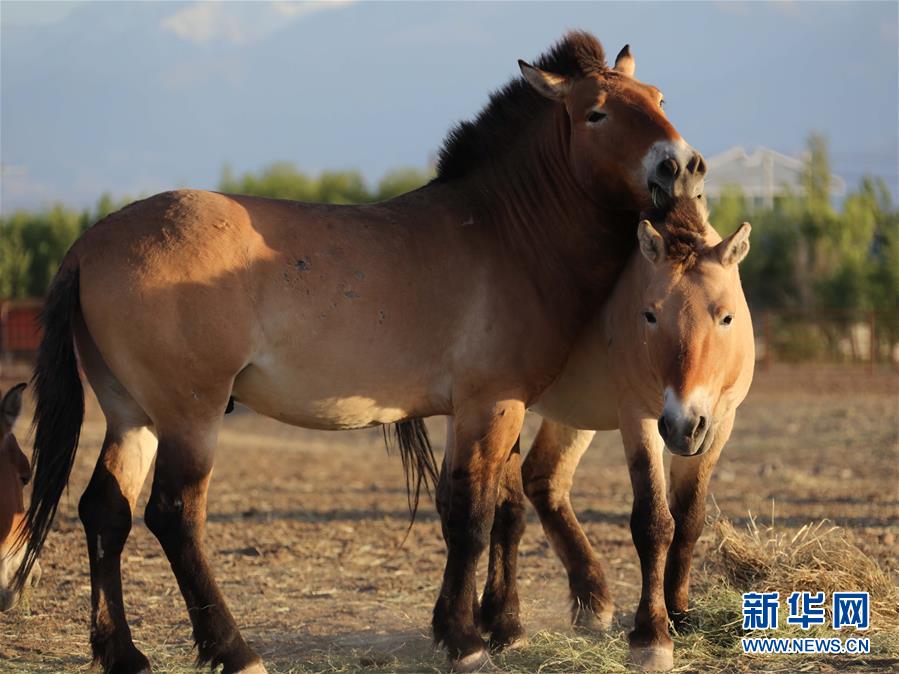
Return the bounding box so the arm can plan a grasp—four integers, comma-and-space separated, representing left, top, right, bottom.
480, 439, 526, 650
145, 444, 261, 673
79, 433, 151, 674
522, 424, 612, 629
627, 449, 675, 663
432, 470, 492, 661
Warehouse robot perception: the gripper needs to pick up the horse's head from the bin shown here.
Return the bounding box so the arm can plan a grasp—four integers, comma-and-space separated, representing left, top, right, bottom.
634, 200, 752, 456
0, 383, 39, 612
519, 42, 705, 211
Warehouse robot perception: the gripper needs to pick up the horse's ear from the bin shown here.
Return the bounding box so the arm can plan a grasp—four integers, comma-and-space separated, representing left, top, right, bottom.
716, 222, 751, 267
638, 220, 665, 264
518, 60, 571, 101
613, 44, 635, 77
1, 382, 26, 431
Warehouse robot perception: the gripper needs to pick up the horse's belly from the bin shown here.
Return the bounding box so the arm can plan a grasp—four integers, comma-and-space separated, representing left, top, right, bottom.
232, 359, 449, 431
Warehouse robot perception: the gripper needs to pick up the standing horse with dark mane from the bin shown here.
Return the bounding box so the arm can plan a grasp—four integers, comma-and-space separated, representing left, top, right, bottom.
15, 32, 704, 673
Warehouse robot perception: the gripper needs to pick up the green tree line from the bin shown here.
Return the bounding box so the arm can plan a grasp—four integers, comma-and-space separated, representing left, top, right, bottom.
2, 141, 897, 315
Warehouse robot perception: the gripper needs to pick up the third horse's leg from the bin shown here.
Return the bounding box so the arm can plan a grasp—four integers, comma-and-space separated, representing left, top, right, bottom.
522, 420, 613, 629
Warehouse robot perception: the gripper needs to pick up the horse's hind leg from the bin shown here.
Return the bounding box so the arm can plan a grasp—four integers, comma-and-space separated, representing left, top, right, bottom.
79, 424, 156, 673
665, 412, 733, 629
479, 437, 527, 651
76, 321, 158, 673
521, 420, 613, 629
144, 422, 264, 674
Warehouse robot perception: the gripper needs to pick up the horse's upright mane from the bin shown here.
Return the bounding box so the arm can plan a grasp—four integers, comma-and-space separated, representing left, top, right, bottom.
434, 31, 608, 182
646, 197, 710, 267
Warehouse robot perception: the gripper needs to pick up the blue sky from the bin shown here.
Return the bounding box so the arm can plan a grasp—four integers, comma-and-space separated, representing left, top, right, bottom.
1, 1, 897, 213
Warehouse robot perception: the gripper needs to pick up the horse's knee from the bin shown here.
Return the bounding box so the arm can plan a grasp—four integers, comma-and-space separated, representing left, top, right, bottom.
630, 505, 675, 554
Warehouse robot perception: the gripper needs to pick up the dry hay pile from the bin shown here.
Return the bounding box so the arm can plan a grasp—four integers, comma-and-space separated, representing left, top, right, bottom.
709, 513, 899, 636
676, 510, 899, 670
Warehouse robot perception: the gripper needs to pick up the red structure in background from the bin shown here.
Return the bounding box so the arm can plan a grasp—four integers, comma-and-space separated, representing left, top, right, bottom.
0, 299, 42, 360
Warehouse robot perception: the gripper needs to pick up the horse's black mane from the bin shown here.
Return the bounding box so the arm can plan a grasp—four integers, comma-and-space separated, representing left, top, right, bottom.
434, 31, 608, 182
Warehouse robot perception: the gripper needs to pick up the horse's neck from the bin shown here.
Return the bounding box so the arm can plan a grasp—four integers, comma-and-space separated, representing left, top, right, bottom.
453, 108, 635, 316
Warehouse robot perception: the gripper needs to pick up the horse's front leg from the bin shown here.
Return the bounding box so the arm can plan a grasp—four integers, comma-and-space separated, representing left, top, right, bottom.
621, 412, 675, 671
665, 412, 734, 628
432, 399, 525, 672
479, 436, 527, 651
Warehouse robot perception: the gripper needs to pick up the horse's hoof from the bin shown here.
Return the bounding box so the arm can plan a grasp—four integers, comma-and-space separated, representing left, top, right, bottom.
489, 631, 528, 652
450, 649, 492, 672
630, 644, 674, 671
574, 606, 614, 632
487, 620, 527, 653
500, 634, 528, 651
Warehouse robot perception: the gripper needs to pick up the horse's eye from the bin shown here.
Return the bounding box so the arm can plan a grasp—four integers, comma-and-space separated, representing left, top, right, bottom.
659, 99, 665, 109
721, 314, 733, 326
643, 311, 657, 325
586, 110, 607, 124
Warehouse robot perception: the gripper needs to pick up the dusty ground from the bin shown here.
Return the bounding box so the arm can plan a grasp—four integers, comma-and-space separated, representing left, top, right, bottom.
1, 364, 897, 673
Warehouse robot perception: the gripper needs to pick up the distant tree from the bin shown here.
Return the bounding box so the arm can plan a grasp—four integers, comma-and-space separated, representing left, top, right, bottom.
376, 168, 433, 201
217, 162, 432, 204
709, 184, 748, 236
0, 221, 32, 299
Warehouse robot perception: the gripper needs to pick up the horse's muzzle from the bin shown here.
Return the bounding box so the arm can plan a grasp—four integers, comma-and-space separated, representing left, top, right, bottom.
649, 150, 707, 207
658, 410, 712, 457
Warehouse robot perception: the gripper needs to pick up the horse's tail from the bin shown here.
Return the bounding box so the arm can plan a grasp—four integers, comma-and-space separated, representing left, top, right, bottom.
14, 267, 84, 591
384, 418, 438, 525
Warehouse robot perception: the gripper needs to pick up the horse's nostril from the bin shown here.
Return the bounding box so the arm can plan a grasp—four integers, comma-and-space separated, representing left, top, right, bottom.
687, 152, 707, 176
693, 416, 707, 438
658, 157, 679, 180
658, 416, 669, 441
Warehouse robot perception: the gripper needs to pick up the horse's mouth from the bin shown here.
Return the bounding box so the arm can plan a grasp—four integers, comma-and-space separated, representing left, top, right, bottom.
649, 181, 670, 209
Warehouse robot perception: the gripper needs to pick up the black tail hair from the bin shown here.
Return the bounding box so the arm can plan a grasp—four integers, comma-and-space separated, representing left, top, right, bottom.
383, 418, 439, 525
14, 268, 84, 591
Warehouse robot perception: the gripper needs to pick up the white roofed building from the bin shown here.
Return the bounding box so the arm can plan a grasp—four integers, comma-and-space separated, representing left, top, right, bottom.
704, 146, 846, 210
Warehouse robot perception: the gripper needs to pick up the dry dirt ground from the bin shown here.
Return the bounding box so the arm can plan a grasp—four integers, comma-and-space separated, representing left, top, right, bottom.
1, 365, 897, 673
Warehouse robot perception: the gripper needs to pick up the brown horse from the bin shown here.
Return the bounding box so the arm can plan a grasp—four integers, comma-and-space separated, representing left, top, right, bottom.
16, 32, 705, 673
1, 383, 41, 611
473, 197, 754, 670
